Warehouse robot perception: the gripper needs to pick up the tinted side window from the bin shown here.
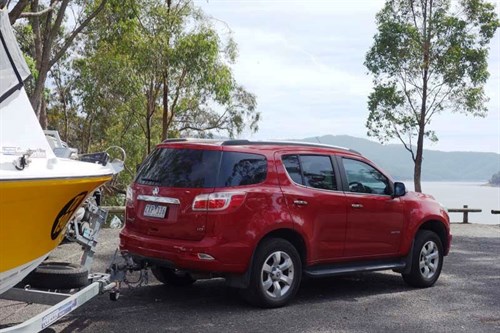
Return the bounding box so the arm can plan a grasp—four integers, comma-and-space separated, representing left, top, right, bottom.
217, 152, 267, 187
282, 154, 337, 191
300, 155, 337, 190
282, 155, 303, 184
342, 158, 390, 195
136, 148, 220, 188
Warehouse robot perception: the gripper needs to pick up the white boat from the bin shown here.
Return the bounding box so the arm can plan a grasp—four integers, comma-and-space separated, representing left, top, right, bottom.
0, 9, 122, 295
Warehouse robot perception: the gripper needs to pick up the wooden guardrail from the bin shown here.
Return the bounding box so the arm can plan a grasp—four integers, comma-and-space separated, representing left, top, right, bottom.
447, 205, 482, 223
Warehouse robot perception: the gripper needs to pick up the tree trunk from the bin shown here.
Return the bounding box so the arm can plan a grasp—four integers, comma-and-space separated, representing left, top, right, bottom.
30, 0, 65, 125
145, 90, 153, 154
146, 113, 152, 154
29, 67, 48, 122
83, 116, 93, 153
162, 75, 169, 141
415, 69, 428, 193
414, 0, 432, 193
414, 123, 425, 193
25, 0, 104, 128
63, 90, 69, 142
39, 98, 48, 130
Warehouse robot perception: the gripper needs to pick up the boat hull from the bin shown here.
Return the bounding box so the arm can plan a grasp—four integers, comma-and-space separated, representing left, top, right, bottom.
0, 252, 48, 295
0, 11, 123, 296
0, 175, 112, 286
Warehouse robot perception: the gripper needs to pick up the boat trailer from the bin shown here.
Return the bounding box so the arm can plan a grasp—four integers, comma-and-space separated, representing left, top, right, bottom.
0, 201, 147, 332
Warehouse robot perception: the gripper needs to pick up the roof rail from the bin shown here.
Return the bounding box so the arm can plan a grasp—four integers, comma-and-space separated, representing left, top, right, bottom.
162, 138, 188, 143
160, 138, 361, 155
220, 140, 250, 146
223, 140, 361, 155
161, 138, 221, 144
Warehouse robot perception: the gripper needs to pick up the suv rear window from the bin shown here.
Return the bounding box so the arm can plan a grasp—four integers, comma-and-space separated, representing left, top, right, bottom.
282, 154, 337, 191
218, 152, 267, 187
136, 148, 267, 188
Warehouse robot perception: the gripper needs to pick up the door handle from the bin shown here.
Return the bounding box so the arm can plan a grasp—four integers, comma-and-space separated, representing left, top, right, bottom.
293, 200, 308, 206
351, 203, 363, 209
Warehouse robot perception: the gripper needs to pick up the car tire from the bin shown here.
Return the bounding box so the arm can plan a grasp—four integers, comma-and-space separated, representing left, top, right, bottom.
402, 230, 444, 288
240, 238, 302, 308
24, 262, 89, 290
152, 267, 196, 287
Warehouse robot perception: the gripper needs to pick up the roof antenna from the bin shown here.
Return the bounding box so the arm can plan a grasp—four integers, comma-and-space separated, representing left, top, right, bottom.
315, 137, 322, 143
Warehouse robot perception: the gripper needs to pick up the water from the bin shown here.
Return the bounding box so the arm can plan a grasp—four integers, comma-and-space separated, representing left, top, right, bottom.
405, 181, 500, 225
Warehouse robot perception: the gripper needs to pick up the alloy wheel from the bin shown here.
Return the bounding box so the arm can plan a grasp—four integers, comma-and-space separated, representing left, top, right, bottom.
260, 251, 294, 298
419, 240, 440, 279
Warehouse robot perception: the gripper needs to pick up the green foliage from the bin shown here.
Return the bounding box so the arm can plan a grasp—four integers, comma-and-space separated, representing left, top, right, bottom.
35, 0, 259, 200
13, 23, 37, 95
365, 0, 499, 191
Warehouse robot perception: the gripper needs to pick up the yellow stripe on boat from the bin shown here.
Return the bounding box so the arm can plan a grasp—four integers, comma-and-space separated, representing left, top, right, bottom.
0, 175, 112, 273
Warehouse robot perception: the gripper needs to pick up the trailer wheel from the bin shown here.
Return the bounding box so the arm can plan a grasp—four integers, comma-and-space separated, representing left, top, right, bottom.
25, 262, 89, 290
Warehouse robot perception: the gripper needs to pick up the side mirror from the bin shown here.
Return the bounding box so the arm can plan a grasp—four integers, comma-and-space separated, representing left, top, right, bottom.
393, 182, 406, 198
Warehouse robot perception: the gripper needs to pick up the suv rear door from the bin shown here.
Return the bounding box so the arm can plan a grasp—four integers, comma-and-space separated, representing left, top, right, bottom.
132, 146, 221, 241
276, 152, 347, 263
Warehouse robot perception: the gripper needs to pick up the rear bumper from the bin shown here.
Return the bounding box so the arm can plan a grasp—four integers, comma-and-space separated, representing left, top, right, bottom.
119, 227, 251, 274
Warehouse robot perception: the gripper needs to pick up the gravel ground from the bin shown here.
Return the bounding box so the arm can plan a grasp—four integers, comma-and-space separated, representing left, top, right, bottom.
1, 223, 499, 333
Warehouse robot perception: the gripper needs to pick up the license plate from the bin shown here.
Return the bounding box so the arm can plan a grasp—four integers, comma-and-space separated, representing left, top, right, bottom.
143, 204, 168, 218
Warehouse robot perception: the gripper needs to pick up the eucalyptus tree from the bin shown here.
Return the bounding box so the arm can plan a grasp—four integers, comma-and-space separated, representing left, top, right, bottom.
77, 0, 259, 154
6, 0, 109, 128
365, 0, 499, 192
69, 0, 258, 196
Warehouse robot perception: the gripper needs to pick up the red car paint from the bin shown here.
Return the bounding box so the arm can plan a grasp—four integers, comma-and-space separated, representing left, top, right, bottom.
120, 140, 451, 275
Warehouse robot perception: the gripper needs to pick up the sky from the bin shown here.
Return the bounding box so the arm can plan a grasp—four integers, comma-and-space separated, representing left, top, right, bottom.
195, 0, 500, 153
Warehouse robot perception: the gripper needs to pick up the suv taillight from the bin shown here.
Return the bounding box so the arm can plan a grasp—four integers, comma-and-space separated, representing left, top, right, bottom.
192, 192, 246, 211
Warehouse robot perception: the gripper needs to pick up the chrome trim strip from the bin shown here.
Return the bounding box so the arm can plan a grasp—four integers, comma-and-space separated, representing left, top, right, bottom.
137, 195, 180, 205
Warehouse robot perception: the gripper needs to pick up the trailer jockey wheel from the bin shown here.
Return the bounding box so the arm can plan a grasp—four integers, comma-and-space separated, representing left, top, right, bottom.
110, 291, 120, 301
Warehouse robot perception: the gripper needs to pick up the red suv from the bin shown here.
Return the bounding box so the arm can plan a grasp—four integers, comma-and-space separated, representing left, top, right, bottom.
120, 139, 451, 307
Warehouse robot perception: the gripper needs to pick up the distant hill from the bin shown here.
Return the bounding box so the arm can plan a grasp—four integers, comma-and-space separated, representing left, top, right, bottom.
300, 135, 500, 182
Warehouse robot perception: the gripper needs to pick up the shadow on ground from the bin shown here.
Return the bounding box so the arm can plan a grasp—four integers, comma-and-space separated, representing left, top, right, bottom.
31, 228, 500, 333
